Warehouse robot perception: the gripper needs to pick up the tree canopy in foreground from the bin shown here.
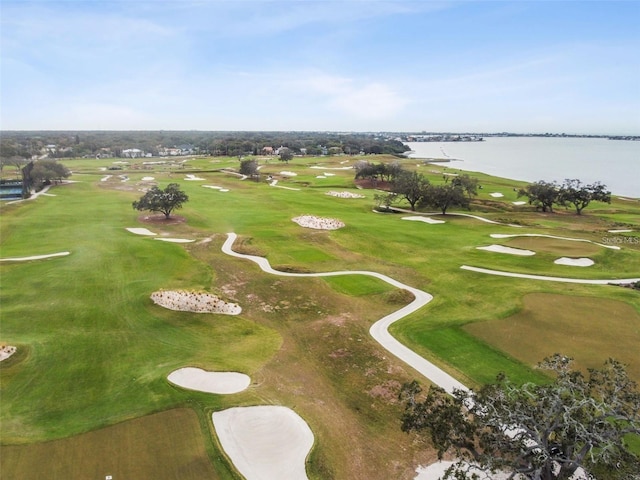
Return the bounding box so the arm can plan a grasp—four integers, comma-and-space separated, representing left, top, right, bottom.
400, 355, 640, 480
132, 183, 189, 219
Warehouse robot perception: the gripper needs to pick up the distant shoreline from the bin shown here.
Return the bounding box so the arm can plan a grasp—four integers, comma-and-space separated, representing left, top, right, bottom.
405, 137, 639, 198
403, 155, 459, 163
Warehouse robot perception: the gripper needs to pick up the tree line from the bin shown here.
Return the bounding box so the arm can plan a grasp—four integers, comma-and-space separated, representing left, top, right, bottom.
355, 160, 479, 214
518, 179, 611, 215
353, 160, 611, 215
0, 131, 409, 160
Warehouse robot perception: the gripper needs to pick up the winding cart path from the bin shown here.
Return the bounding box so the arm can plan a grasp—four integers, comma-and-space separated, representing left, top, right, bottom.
222, 232, 468, 394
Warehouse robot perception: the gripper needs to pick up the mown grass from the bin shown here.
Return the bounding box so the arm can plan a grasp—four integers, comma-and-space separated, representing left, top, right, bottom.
391, 324, 552, 387
463, 293, 640, 380
0, 408, 232, 479
323, 274, 394, 296
1, 154, 639, 479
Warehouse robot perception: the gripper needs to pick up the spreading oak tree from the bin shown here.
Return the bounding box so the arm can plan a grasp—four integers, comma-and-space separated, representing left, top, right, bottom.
400, 355, 640, 480
558, 179, 611, 215
278, 147, 293, 163
392, 170, 430, 211
132, 183, 189, 219
518, 180, 560, 213
420, 183, 470, 215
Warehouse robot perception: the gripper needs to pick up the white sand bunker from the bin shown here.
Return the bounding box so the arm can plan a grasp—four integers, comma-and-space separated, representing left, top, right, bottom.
154, 238, 195, 243
168, 367, 250, 394
126, 227, 157, 236
203, 185, 230, 192
280, 171, 297, 176
310, 165, 352, 170
554, 257, 594, 267
325, 191, 365, 199
490, 192, 504, 198
141, 176, 155, 181
490, 233, 620, 250
477, 244, 536, 256
512, 201, 527, 205
402, 216, 446, 224
151, 290, 241, 315
185, 174, 205, 181
212, 406, 314, 480
0, 251, 70, 262
292, 215, 345, 230
0, 345, 17, 361
608, 229, 632, 233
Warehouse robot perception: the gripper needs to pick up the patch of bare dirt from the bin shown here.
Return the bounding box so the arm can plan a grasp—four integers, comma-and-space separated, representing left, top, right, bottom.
137, 214, 186, 225
368, 380, 402, 403
325, 313, 351, 327
329, 348, 350, 359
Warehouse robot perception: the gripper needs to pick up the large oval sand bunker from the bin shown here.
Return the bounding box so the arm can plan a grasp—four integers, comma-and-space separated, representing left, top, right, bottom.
212, 405, 314, 480
292, 215, 345, 230
168, 367, 250, 394
151, 290, 241, 314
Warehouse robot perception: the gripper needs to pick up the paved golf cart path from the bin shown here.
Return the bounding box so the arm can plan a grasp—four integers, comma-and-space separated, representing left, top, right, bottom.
222, 232, 640, 394
222, 232, 469, 394
460, 265, 640, 284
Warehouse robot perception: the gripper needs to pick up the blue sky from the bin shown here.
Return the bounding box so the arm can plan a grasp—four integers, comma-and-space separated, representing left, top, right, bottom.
1, 0, 638, 134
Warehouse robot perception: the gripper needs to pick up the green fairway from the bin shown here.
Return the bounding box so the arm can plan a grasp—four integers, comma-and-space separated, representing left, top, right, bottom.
464, 293, 640, 380
1, 154, 639, 479
0, 408, 232, 479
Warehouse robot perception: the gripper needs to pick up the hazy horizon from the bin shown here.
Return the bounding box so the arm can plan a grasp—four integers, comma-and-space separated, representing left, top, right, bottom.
1, 1, 638, 135
1, 129, 637, 137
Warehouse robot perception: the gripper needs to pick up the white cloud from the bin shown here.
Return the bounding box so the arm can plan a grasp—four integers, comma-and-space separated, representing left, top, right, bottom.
71, 103, 155, 130
297, 73, 409, 120
1, 1, 637, 133
329, 82, 408, 119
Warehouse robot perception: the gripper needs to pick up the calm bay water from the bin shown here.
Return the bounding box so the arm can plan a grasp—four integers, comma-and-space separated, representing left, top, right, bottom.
407, 137, 639, 198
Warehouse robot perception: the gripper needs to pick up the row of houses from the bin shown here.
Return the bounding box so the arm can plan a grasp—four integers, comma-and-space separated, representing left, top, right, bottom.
119, 144, 198, 158
261, 146, 332, 155
157, 144, 197, 156
39, 143, 198, 159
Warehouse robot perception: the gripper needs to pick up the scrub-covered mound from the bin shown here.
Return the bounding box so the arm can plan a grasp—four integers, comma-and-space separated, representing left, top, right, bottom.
151, 290, 241, 314
292, 215, 345, 230
0, 345, 17, 361
325, 191, 365, 199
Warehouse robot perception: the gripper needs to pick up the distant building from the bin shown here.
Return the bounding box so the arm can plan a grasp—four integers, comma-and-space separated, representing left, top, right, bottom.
122, 148, 144, 158
0, 180, 26, 200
